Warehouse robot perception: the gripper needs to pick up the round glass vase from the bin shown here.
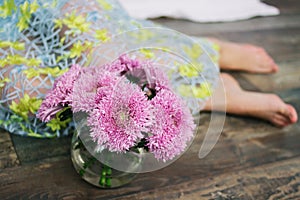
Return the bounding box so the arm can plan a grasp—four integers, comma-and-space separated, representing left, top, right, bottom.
71, 132, 139, 188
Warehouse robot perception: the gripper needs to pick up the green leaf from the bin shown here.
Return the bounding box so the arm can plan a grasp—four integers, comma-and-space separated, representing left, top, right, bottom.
29, 0, 39, 14
183, 44, 203, 61
46, 107, 72, 131
26, 58, 42, 66
70, 41, 84, 58
62, 11, 90, 34
178, 83, 212, 99
129, 29, 155, 42
177, 63, 203, 78
97, 0, 113, 10
140, 48, 155, 59
0, 41, 25, 50
0, 0, 17, 18
0, 77, 11, 88
94, 29, 110, 42
9, 94, 42, 121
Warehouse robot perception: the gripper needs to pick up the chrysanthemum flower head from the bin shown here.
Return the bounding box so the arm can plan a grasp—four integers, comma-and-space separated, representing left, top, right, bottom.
37, 64, 81, 122
37, 55, 196, 163
71, 66, 119, 113
87, 79, 154, 152
104, 54, 141, 74
147, 88, 196, 161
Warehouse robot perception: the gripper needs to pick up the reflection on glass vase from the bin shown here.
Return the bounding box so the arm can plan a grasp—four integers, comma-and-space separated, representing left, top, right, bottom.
71, 132, 139, 188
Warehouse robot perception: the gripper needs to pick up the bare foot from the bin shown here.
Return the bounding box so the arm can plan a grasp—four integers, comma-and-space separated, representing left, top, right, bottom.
203, 73, 298, 127
210, 39, 279, 74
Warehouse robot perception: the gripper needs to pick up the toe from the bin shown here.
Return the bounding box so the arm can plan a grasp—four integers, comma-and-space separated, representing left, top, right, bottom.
273, 113, 291, 127
268, 59, 279, 73
279, 104, 298, 124
271, 115, 289, 127
272, 64, 279, 73
286, 104, 298, 123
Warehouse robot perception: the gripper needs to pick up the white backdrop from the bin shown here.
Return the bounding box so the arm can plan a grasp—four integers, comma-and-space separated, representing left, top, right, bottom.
118, 0, 279, 22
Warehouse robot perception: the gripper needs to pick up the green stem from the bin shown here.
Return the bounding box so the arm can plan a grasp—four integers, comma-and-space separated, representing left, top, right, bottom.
76, 137, 113, 187
99, 164, 112, 187
79, 157, 96, 176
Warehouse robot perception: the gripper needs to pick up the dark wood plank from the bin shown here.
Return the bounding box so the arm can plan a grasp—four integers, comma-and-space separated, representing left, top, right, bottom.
240, 60, 300, 93
153, 15, 300, 36
10, 134, 71, 164
193, 113, 300, 172
263, 0, 300, 15
1, 0, 300, 199
118, 157, 300, 200
1, 112, 300, 199
198, 27, 300, 63
1, 124, 300, 200
225, 72, 262, 92
0, 129, 19, 169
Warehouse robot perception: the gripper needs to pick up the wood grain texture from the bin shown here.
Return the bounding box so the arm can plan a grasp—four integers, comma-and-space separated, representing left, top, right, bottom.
240, 60, 300, 93
1, 114, 300, 199
0, 0, 300, 199
0, 129, 19, 169
153, 15, 300, 36
263, 0, 300, 15
10, 134, 71, 164
117, 157, 300, 200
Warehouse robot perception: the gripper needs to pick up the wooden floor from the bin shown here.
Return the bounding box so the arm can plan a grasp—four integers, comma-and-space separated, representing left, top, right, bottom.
1, 0, 300, 199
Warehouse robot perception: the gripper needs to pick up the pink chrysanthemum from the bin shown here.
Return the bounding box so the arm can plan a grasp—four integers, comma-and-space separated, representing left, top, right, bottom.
87, 79, 154, 152
71, 66, 119, 113
142, 62, 171, 89
124, 62, 170, 88
147, 89, 196, 161
37, 64, 82, 122
37, 54, 196, 162
104, 55, 141, 74
105, 55, 170, 90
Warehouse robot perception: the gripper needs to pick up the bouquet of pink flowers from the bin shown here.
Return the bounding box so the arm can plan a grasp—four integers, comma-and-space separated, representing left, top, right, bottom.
37, 55, 196, 162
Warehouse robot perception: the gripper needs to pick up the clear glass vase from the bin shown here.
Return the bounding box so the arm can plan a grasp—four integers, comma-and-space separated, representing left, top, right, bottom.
71, 132, 139, 188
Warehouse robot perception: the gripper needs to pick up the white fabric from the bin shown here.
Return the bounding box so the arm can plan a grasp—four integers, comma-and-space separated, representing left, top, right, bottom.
118, 0, 280, 22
